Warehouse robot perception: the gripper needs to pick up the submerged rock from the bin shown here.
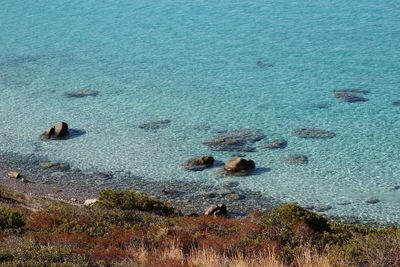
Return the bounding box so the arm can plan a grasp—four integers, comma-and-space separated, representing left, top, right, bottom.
203, 129, 264, 152
334, 90, 368, 103
40, 122, 69, 140
284, 155, 308, 165
263, 139, 288, 149
64, 88, 100, 98
184, 156, 215, 171
138, 119, 171, 130
223, 157, 256, 176
366, 198, 380, 204
293, 128, 336, 139
392, 100, 400, 107
39, 162, 70, 171
256, 60, 273, 68
204, 204, 227, 216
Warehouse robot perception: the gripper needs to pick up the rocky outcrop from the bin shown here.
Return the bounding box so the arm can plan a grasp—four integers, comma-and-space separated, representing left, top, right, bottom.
204, 204, 227, 216
263, 139, 288, 149
203, 129, 264, 152
40, 122, 69, 140
184, 156, 215, 171
293, 128, 336, 139
223, 157, 255, 175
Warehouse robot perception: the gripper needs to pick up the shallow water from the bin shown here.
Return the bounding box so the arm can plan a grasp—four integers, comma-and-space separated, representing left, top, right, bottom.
1, 0, 400, 223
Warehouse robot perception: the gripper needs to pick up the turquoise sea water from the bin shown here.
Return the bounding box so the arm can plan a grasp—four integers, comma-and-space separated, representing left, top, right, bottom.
1, 0, 400, 223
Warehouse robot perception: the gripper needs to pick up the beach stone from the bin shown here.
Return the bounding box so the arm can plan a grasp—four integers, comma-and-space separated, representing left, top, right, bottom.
334, 91, 368, 103
293, 128, 336, 139
40, 122, 69, 140
263, 139, 288, 149
184, 156, 215, 171
366, 198, 380, 204
203, 129, 264, 152
84, 198, 98, 206
7, 171, 21, 179
204, 204, 227, 216
392, 100, 400, 107
64, 88, 100, 98
284, 155, 308, 165
224, 157, 255, 175
138, 119, 171, 130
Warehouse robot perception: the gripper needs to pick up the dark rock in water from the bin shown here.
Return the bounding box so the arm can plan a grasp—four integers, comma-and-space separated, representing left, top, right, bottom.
263, 139, 288, 149
40, 122, 69, 140
312, 204, 332, 212
223, 181, 240, 188
204, 204, 227, 216
192, 123, 211, 132
334, 91, 368, 103
337, 201, 352, 206
64, 88, 100, 98
223, 157, 256, 176
392, 100, 400, 107
293, 128, 336, 139
184, 156, 215, 171
389, 185, 400, 191
203, 129, 264, 152
138, 119, 171, 130
256, 60, 273, 68
334, 88, 370, 94
284, 154, 308, 165
366, 198, 380, 204
315, 103, 331, 109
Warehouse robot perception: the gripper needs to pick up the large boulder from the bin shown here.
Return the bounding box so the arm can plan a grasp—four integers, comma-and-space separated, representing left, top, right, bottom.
40, 122, 69, 140
184, 156, 215, 171
204, 204, 227, 216
224, 157, 255, 175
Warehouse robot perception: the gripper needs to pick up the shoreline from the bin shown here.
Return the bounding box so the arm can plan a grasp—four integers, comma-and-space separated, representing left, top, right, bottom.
0, 151, 396, 226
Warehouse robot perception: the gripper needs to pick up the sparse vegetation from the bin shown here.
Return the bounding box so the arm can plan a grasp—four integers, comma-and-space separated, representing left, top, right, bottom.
0, 188, 399, 266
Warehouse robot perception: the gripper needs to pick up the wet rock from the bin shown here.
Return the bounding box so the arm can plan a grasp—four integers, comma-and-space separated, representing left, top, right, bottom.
366, 198, 380, 204
263, 139, 288, 149
223, 181, 240, 188
392, 100, 400, 107
334, 91, 368, 103
223, 157, 256, 176
184, 156, 215, 171
138, 119, 171, 130
64, 88, 100, 98
293, 128, 336, 139
84, 198, 98, 206
39, 162, 70, 171
203, 129, 264, 152
204, 204, 227, 216
7, 171, 21, 179
40, 122, 69, 140
225, 192, 245, 201
284, 155, 308, 165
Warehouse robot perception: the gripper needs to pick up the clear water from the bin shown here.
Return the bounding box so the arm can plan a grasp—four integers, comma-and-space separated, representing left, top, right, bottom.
1, 0, 400, 223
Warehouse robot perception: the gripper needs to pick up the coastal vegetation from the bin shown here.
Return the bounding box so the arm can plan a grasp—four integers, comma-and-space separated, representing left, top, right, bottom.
0, 187, 399, 266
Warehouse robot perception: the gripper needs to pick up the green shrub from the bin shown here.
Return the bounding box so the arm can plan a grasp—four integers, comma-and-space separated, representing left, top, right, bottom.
0, 205, 25, 230
268, 204, 330, 232
97, 189, 175, 216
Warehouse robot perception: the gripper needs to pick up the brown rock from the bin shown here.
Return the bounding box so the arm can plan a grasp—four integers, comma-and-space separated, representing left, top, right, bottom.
204, 204, 227, 216
184, 156, 215, 171
224, 157, 255, 175
40, 122, 69, 140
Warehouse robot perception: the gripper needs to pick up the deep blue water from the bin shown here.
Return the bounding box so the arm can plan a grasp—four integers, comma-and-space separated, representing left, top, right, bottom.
1, 0, 400, 223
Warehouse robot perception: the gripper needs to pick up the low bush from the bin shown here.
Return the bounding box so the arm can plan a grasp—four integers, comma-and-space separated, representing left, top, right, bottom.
97, 189, 175, 216
0, 205, 25, 230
